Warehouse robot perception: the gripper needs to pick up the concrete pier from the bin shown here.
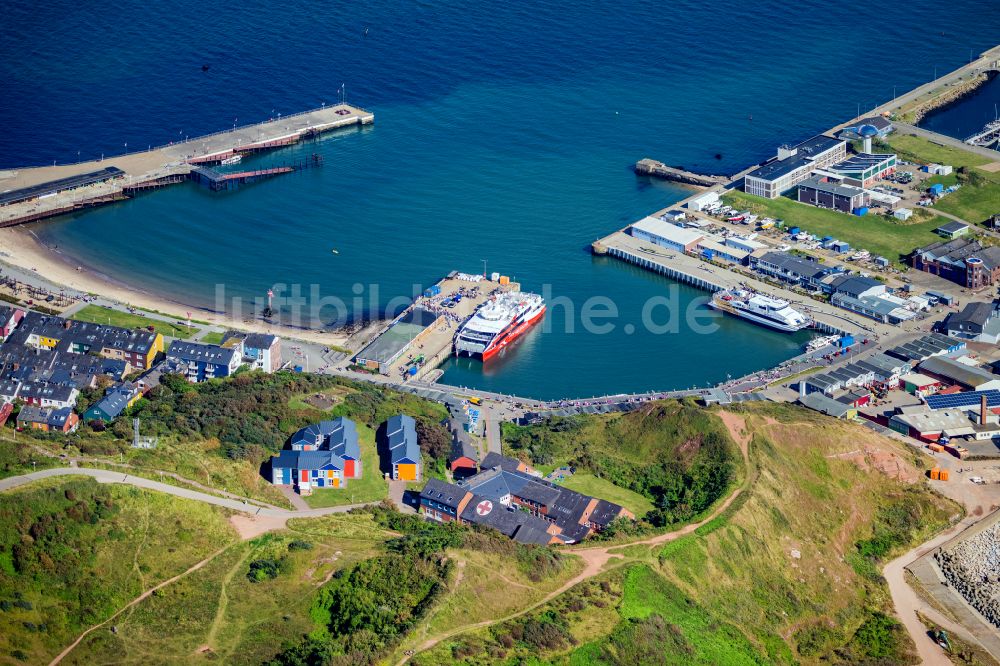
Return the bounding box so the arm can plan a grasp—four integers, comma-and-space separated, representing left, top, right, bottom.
0, 103, 373, 226
634, 158, 729, 188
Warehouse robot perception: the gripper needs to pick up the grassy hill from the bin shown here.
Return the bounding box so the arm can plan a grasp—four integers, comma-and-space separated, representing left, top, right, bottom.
502, 400, 741, 528
0, 477, 238, 664
411, 402, 959, 665
1, 398, 963, 666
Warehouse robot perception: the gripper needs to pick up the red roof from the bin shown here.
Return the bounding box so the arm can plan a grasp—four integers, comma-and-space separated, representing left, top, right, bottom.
938, 385, 964, 395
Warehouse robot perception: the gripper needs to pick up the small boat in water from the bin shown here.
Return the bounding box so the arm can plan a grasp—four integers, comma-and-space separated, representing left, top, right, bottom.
220, 154, 242, 166
331, 249, 339, 255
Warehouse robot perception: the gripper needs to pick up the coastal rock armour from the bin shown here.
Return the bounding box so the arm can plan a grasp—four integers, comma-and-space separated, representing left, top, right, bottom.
909, 73, 991, 123
935, 522, 1000, 628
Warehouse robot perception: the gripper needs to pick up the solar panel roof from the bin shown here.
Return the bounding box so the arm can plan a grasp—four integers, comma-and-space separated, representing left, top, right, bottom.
925, 390, 1000, 411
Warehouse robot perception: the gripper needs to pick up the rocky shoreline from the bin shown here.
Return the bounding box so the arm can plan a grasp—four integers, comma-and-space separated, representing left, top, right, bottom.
906, 71, 992, 124
935, 520, 1000, 627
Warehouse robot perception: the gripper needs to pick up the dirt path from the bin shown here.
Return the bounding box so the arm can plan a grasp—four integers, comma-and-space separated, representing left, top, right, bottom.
201, 546, 252, 656
50, 545, 233, 665
397, 410, 755, 664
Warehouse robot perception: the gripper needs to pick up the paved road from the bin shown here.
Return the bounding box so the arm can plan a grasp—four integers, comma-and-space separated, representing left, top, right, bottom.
895, 122, 1000, 162
0, 467, 373, 518
883, 517, 986, 665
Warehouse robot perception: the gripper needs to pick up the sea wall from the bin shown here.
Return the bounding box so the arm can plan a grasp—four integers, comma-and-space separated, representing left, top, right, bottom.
907, 71, 992, 124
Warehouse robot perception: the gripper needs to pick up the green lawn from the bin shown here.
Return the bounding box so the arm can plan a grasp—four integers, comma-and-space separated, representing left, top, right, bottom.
559, 473, 654, 517
199, 331, 225, 345
303, 423, 388, 508
723, 192, 947, 262
71, 304, 199, 339
886, 134, 1000, 223
886, 134, 990, 169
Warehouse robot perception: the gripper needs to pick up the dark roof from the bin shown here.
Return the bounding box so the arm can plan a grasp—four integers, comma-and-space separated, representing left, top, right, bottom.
9, 311, 158, 358
512, 480, 562, 508
753, 251, 828, 280
17, 381, 76, 403
936, 221, 969, 235
798, 176, 863, 198
16, 405, 75, 428
512, 524, 553, 545
480, 452, 523, 472
590, 499, 628, 527
746, 135, 844, 183
420, 478, 470, 511
289, 418, 360, 459
946, 302, 995, 330
166, 341, 239, 366
385, 414, 420, 465
0, 167, 125, 206
829, 274, 883, 297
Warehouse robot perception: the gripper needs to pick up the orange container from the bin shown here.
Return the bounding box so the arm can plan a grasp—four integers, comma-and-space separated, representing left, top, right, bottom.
929, 468, 940, 480
499, 275, 510, 285
939, 470, 949, 482
928, 443, 944, 453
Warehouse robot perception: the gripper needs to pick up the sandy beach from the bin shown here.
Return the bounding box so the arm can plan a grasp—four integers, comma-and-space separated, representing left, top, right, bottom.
0, 226, 355, 347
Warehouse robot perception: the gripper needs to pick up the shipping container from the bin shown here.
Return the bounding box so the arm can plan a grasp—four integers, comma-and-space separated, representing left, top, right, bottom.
499, 276, 510, 285
930, 468, 940, 480
928, 443, 945, 452
939, 469, 949, 482
852, 207, 869, 216
929, 183, 944, 196
788, 226, 800, 235
839, 334, 855, 348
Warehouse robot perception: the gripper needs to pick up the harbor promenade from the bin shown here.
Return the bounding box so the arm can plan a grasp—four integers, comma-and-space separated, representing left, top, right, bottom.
596, 230, 888, 337
0, 103, 373, 226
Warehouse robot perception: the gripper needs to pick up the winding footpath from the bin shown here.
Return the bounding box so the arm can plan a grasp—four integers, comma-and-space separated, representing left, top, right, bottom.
0, 467, 374, 519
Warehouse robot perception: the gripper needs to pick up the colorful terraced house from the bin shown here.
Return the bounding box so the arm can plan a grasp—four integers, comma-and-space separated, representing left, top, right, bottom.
270, 417, 362, 494
384, 414, 422, 481
9, 311, 163, 371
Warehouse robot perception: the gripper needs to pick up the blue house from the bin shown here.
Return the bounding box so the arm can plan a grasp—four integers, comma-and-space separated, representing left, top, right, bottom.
164, 341, 241, 382
270, 417, 362, 494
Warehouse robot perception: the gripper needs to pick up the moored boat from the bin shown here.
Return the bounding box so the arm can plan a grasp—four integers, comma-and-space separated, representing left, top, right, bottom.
454, 291, 545, 360
708, 289, 811, 332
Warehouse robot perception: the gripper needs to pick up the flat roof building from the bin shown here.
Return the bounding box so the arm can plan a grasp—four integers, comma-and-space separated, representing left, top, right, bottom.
797, 176, 870, 213
354, 307, 440, 374
629, 216, 704, 253
744, 135, 847, 199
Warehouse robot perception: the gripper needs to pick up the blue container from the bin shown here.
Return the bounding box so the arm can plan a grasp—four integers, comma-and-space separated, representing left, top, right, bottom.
839, 334, 854, 348
702, 249, 715, 260
788, 226, 800, 235
294, 365, 303, 373
929, 183, 944, 196
852, 207, 868, 216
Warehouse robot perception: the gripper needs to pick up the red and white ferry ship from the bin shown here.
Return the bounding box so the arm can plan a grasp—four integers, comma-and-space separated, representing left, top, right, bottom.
454, 291, 545, 361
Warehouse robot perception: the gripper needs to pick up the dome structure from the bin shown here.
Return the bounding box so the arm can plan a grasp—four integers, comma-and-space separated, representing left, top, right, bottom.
858, 124, 880, 138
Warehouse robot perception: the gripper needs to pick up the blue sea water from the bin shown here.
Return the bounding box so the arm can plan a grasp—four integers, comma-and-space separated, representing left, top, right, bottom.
920, 73, 1000, 141
3, 1, 999, 399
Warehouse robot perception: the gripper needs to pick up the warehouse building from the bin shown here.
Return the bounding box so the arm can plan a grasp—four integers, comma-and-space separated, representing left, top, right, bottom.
628, 216, 704, 253
886, 333, 965, 363
750, 251, 829, 290
919, 356, 1000, 392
